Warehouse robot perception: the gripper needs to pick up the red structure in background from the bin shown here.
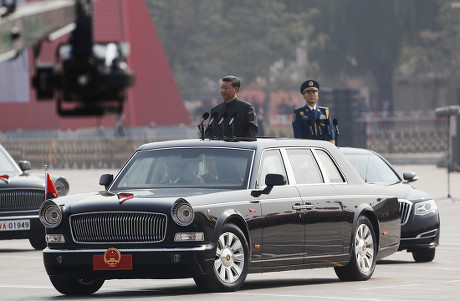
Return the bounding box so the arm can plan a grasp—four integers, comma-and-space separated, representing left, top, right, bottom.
0, 0, 190, 132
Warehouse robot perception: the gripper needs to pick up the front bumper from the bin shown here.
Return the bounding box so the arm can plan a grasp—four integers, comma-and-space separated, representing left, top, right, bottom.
0, 215, 43, 240
398, 212, 440, 251
43, 246, 216, 280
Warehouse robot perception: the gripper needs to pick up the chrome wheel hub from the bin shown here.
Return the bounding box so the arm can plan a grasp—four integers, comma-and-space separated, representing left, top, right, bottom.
214, 232, 245, 283
354, 224, 374, 273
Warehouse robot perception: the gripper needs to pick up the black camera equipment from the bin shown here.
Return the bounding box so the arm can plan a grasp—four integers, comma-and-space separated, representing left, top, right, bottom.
0, 0, 134, 117
32, 0, 134, 116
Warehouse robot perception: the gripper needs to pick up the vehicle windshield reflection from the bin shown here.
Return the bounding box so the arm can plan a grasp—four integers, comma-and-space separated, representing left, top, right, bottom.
0, 145, 21, 175
110, 148, 254, 191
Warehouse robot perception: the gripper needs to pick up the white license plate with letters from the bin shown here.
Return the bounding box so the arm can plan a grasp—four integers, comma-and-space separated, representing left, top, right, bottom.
0, 219, 31, 231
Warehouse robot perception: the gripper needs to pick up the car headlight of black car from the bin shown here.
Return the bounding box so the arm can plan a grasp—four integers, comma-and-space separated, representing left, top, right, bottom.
171, 198, 194, 226
414, 199, 438, 216
39, 200, 63, 228
53, 177, 70, 196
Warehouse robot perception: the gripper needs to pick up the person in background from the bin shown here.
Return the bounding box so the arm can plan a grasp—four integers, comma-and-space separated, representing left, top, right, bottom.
292, 79, 335, 144
206, 75, 258, 138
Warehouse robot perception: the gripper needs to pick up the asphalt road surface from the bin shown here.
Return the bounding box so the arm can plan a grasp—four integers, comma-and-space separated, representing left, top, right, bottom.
1, 165, 459, 301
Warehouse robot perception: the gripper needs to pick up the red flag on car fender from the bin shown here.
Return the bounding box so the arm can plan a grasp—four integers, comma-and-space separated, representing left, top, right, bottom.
45, 170, 58, 199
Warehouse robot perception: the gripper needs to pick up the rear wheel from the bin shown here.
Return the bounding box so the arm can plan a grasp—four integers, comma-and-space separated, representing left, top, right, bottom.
49, 276, 104, 295
335, 215, 377, 281
412, 248, 435, 262
194, 223, 248, 292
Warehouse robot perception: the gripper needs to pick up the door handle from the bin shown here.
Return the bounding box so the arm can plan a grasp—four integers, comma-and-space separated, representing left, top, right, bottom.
292, 204, 303, 210
293, 203, 315, 210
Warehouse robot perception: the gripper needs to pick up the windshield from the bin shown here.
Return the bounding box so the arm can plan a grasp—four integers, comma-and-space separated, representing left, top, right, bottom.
344, 153, 401, 185
0, 145, 21, 175
110, 147, 254, 191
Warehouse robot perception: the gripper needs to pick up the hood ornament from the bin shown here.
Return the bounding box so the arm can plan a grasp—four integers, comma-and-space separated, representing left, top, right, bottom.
117, 192, 134, 204
0, 175, 9, 184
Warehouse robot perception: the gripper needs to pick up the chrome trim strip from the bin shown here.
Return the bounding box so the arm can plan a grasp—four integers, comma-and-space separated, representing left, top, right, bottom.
43, 246, 208, 253
400, 229, 438, 240
0, 210, 38, 214
0, 215, 38, 220
251, 253, 339, 263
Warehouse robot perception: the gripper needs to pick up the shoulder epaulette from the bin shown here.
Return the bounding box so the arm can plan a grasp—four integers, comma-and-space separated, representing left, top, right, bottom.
319, 106, 329, 119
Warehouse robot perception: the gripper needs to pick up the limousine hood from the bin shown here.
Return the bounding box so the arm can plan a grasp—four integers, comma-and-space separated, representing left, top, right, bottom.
56, 188, 235, 215
0, 173, 44, 189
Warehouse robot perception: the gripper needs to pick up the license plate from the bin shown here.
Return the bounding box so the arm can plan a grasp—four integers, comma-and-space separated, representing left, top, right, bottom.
0, 219, 31, 231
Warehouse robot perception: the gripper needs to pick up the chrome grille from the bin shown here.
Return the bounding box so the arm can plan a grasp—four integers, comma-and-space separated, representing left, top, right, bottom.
70, 212, 167, 243
399, 200, 412, 225
0, 189, 44, 211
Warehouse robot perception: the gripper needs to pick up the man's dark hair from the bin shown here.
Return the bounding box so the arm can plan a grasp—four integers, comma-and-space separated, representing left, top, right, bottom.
222, 75, 240, 88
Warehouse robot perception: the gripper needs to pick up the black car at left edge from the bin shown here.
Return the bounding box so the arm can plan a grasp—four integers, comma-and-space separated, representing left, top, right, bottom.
0, 143, 69, 250
39, 138, 400, 295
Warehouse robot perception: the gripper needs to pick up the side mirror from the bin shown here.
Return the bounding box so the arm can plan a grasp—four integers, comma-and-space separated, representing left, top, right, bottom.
265, 173, 287, 186
18, 161, 31, 172
251, 173, 286, 197
99, 174, 113, 190
403, 171, 419, 183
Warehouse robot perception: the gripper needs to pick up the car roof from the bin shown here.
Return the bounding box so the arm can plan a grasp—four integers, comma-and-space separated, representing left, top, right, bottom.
135, 138, 366, 185
339, 147, 375, 155
137, 138, 337, 152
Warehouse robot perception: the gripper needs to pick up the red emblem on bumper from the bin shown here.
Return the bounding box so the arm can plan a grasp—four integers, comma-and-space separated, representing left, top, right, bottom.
93, 248, 132, 270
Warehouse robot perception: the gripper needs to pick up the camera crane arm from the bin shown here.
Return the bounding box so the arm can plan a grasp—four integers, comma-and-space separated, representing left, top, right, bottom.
0, 0, 77, 62
0, 0, 134, 117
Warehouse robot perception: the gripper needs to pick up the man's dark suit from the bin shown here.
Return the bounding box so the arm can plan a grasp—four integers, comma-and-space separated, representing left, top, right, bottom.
206, 97, 258, 138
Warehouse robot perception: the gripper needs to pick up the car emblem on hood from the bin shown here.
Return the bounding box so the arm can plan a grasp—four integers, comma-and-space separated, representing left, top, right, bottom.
0, 175, 9, 184
117, 192, 134, 204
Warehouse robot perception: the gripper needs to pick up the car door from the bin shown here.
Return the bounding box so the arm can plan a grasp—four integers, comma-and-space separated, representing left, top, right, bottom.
285, 148, 345, 263
257, 149, 305, 268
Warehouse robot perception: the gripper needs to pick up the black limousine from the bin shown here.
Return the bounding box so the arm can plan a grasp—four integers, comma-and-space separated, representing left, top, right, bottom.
0, 143, 69, 250
40, 138, 400, 294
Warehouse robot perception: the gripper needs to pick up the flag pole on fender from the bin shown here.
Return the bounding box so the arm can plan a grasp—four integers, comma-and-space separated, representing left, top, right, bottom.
45, 164, 58, 200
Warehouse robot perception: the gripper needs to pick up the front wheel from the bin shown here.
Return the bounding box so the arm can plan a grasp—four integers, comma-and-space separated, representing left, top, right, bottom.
29, 228, 46, 250
194, 223, 248, 292
49, 276, 104, 295
335, 215, 377, 281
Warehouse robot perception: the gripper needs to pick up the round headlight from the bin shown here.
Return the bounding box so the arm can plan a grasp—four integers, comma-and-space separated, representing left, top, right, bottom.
171, 198, 194, 226
39, 200, 62, 228
54, 178, 70, 196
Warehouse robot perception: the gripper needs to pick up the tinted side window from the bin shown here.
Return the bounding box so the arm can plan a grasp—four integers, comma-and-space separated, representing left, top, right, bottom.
315, 149, 345, 183
345, 153, 400, 185
258, 149, 286, 187
286, 149, 323, 184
